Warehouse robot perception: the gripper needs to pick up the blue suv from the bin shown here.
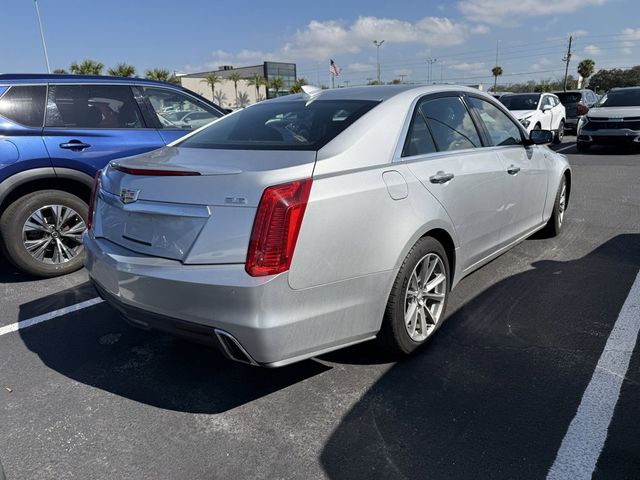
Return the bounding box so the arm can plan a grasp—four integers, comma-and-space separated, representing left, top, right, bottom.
0, 74, 224, 277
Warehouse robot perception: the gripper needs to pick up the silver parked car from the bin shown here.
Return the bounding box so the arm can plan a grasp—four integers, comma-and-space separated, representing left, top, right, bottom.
84, 85, 571, 367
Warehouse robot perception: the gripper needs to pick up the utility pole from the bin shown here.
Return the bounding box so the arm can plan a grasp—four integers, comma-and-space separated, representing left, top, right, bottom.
373, 40, 385, 83
562, 35, 573, 92
427, 58, 437, 84
34, 0, 51, 73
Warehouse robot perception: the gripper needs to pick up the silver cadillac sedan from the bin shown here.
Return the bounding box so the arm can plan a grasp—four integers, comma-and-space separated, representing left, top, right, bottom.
84, 85, 570, 367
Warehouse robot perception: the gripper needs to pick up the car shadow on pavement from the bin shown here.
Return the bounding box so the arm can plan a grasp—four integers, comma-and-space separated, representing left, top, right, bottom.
18, 284, 330, 414
320, 234, 640, 480
0, 255, 38, 284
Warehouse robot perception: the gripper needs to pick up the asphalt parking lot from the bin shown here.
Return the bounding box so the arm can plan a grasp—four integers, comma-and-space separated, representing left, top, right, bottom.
1, 136, 639, 480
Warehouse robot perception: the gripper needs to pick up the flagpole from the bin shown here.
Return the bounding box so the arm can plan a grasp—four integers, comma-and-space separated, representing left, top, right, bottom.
34, 0, 51, 73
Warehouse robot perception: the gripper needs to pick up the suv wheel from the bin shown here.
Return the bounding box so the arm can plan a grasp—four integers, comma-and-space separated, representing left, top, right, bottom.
0, 190, 88, 277
553, 120, 565, 144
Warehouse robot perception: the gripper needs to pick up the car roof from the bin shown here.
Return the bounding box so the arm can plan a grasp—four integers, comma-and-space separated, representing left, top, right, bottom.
0, 73, 178, 88
609, 86, 640, 92
266, 84, 490, 103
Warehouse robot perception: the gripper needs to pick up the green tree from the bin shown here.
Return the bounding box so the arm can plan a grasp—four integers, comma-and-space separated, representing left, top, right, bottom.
491, 65, 503, 91
367, 80, 383, 85
201, 72, 222, 100
108, 63, 137, 77
69, 59, 104, 75
269, 77, 285, 98
289, 78, 308, 93
577, 59, 596, 86
247, 74, 266, 100
227, 72, 243, 102
145, 68, 179, 83
52, 68, 67, 74
589, 66, 640, 92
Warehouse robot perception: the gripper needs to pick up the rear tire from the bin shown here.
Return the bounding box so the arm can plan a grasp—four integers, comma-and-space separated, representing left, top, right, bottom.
541, 176, 567, 238
378, 236, 450, 356
0, 190, 88, 277
553, 121, 565, 144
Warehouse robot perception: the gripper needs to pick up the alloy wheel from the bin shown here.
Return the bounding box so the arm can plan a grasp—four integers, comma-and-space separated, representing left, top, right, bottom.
558, 181, 566, 227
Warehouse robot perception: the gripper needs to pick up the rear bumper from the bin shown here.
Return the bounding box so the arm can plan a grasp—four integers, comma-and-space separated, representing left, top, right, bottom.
84, 233, 389, 366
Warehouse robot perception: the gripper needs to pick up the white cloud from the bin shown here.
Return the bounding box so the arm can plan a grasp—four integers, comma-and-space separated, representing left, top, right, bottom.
531, 57, 553, 71
621, 47, 633, 55
347, 63, 375, 73
458, 0, 608, 25
449, 62, 486, 71
621, 28, 640, 41
393, 68, 413, 77
584, 44, 601, 55
570, 29, 589, 38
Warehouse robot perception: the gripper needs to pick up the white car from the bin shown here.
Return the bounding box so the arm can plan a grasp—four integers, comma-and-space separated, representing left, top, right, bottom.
501, 93, 566, 143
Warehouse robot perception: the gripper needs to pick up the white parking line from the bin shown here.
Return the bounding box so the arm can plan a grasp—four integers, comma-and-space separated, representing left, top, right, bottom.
547, 270, 640, 480
555, 144, 576, 153
0, 297, 104, 337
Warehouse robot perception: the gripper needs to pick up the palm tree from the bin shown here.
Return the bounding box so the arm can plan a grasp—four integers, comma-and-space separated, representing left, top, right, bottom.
144, 68, 179, 83
52, 68, 67, 74
108, 63, 137, 78
577, 59, 596, 87
69, 59, 104, 75
491, 65, 503, 91
227, 72, 243, 103
236, 91, 251, 108
247, 74, 266, 101
289, 78, 308, 94
269, 77, 285, 98
201, 72, 222, 101
213, 90, 227, 107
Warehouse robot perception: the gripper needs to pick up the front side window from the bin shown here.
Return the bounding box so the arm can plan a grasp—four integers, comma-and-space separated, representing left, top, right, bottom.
540, 96, 553, 109
179, 99, 378, 150
419, 96, 481, 152
468, 97, 523, 147
46, 85, 143, 128
144, 87, 222, 130
0, 86, 46, 127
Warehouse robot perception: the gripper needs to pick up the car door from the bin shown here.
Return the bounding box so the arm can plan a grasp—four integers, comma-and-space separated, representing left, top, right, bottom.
540, 94, 555, 130
401, 93, 508, 270
41, 84, 165, 178
139, 86, 223, 145
466, 95, 549, 244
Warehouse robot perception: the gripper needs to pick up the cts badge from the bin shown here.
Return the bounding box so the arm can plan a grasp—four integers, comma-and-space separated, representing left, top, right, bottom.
119, 188, 140, 204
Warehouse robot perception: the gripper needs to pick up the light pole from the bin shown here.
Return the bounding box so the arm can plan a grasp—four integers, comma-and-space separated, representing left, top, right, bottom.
373, 40, 385, 84
427, 58, 437, 84
34, 0, 51, 73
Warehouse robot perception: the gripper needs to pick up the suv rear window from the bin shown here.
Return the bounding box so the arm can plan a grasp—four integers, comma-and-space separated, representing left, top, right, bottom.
179, 99, 379, 150
556, 92, 582, 104
0, 86, 46, 127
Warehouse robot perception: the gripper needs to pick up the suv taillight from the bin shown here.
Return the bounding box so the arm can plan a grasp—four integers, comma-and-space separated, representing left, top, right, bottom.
246, 179, 313, 277
87, 170, 102, 230
577, 103, 588, 115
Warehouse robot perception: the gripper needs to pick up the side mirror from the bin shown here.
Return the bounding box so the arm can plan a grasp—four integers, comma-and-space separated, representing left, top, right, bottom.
529, 129, 553, 145
542, 104, 553, 112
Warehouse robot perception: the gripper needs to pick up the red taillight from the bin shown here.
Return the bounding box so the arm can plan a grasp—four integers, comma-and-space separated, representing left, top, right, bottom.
245, 179, 313, 277
87, 170, 102, 230
577, 103, 588, 115
111, 164, 200, 176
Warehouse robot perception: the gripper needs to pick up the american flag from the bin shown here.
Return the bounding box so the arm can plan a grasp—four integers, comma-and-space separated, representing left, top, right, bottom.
329, 59, 341, 77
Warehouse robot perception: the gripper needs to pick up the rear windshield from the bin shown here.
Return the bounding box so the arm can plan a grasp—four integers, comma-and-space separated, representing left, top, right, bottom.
597, 89, 640, 108
555, 92, 582, 104
500, 94, 541, 111
178, 99, 379, 150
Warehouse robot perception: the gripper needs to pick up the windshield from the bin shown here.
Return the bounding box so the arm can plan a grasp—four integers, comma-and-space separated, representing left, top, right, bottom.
596, 89, 640, 108
555, 92, 582, 104
500, 94, 541, 111
178, 99, 379, 150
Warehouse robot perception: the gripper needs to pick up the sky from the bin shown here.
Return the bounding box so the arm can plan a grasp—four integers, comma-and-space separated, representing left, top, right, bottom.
1, 0, 639, 88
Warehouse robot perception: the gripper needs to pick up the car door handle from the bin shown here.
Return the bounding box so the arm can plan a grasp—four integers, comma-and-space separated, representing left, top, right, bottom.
507, 165, 521, 175
60, 140, 91, 150
429, 171, 455, 184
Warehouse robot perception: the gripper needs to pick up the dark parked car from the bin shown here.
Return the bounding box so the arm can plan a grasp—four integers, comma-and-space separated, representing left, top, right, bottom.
553, 89, 598, 132
0, 74, 224, 277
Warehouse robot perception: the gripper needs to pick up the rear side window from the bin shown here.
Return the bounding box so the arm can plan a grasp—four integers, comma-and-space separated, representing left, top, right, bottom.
419, 96, 481, 152
46, 85, 144, 128
402, 110, 437, 157
179, 100, 378, 150
0, 86, 46, 127
556, 92, 582, 104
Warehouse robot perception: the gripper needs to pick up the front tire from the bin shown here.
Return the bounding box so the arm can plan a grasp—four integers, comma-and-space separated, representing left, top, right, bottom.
0, 190, 88, 277
378, 237, 450, 355
553, 120, 565, 144
541, 176, 567, 238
